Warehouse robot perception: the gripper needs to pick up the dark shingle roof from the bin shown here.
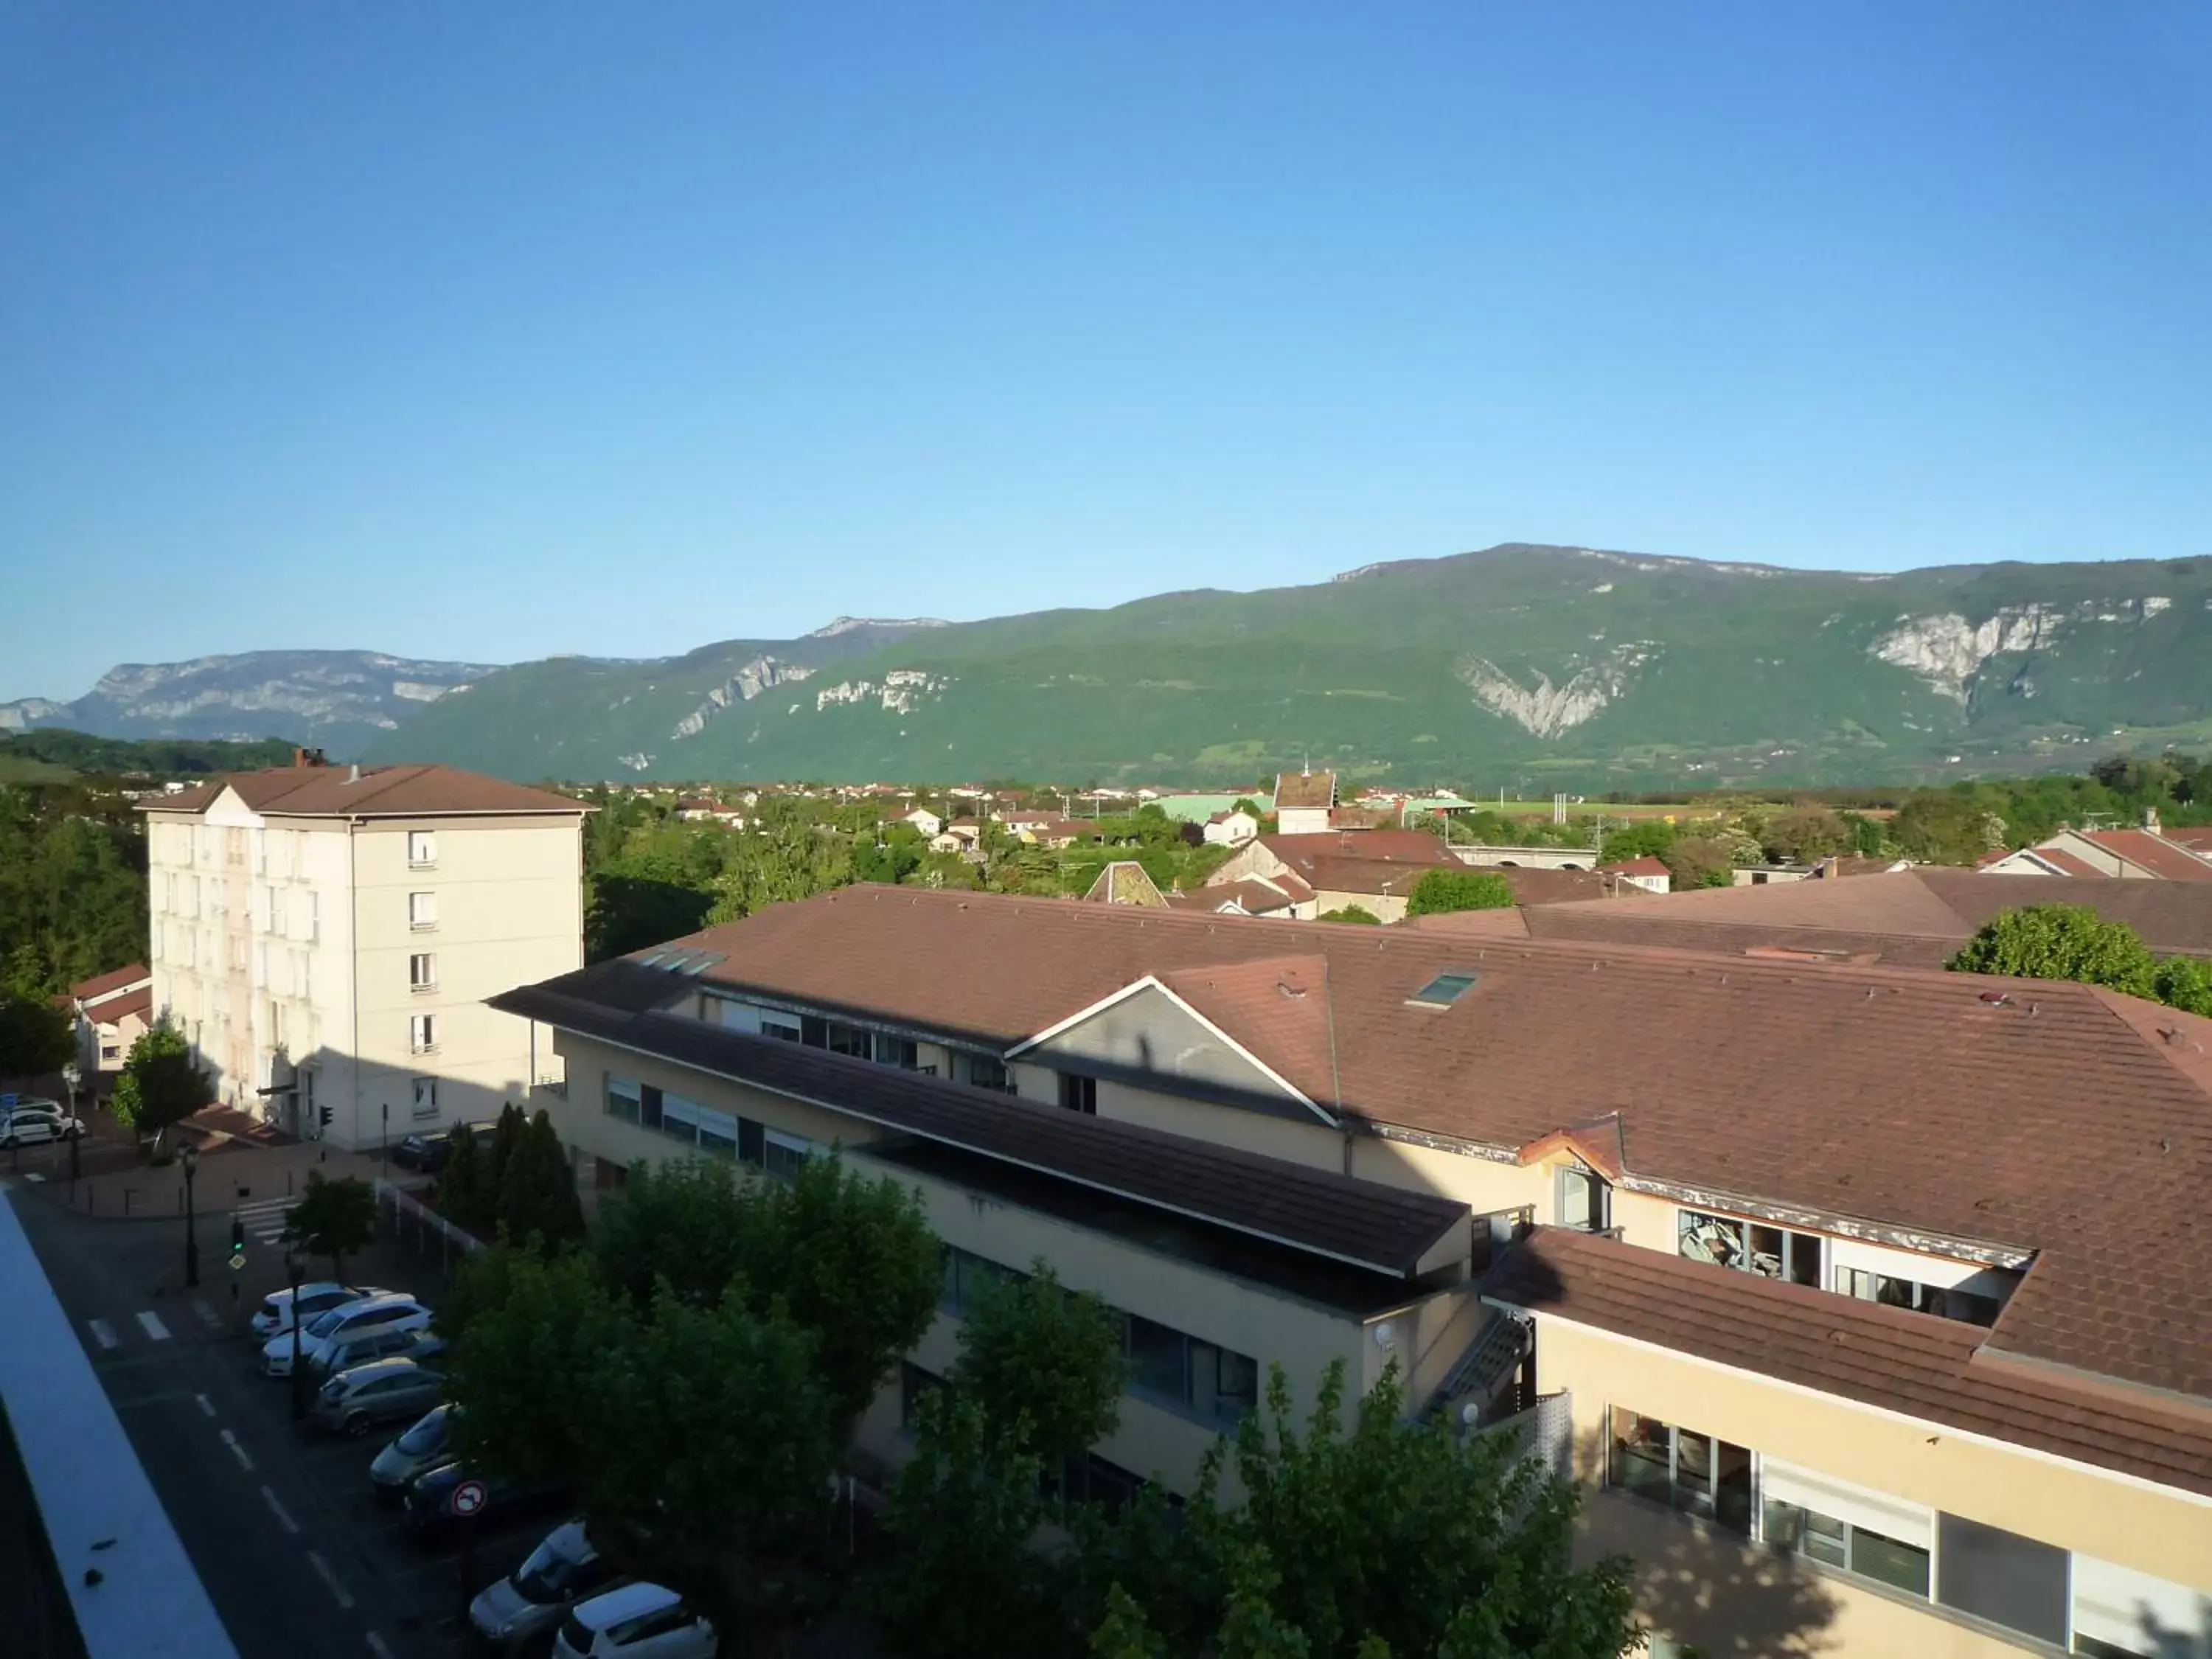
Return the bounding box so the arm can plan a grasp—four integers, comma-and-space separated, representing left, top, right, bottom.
491, 962, 1468, 1279
1488, 1227, 2212, 1499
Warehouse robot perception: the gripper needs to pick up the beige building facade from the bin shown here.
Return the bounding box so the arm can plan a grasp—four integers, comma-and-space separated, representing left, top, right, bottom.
496, 887, 2212, 1659
142, 762, 587, 1150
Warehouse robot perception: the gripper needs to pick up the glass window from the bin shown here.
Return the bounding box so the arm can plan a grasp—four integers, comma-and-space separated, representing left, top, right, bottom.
659, 1093, 699, 1145
1408, 971, 1479, 1006
408, 830, 437, 866
1557, 1165, 1609, 1232
639, 1084, 664, 1133
607, 1076, 641, 1124
967, 1054, 1012, 1093
1058, 1073, 1097, 1115
764, 1130, 811, 1180
801, 1016, 828, 1048
873, 1032, 918, 1069
1126, 1316, 1188, 1404
737, 1117, 765, 1166
1935, 1514, 2067, 1644
759, 1012, 801, 1043
694, 1105, 738, 1158
408, 953, 436, 990
1605, 1408, 1750, 1534
1680, 1210, 1822, 1284
827, 1022, 870, 1058
408, 891, 437, 929
1764, 1501, 1929, 1596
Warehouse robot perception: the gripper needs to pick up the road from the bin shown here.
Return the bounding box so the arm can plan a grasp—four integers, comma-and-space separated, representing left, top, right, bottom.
4, 1180, 557, 1659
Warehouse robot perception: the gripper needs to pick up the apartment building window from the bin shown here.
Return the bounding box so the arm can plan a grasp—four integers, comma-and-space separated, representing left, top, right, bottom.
763, 1127, 813, 1179
824, 1020, 871, 1059
302, 890, 318, 942
606, 1075, 642, 1124
293, 951, 311, 1002
1934, 1514, 2067, 1646
1124, 1315, 1261, 1427
409, 1014, 438, 1054
759, 1011, 802, 1043
100, 1043, 120, 1062
1833, 1267, 2000, 1328
602, 1072, 805, 1175
267, 1001, 288, 1048
409, 953, 437, 993
1556, 1164, 1610, 1233
967, 1054, 1014, 1093
1058, 1073, 1098, 1115
270, 889, 287, 936
408, 830, 437, 868
872, 1032, 919, 1069
1607, 1408, 1752, 1533
1759, 1458, 1931, 1596
251, 832, 265, 874
408, 891, 437, 931
1678, 1209, 1822, 1287
412, 1077, 438, 1119
940, 1245, 1026, 1315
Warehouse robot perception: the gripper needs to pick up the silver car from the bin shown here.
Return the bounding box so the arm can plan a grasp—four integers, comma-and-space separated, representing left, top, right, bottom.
371, 1403, 461, 1503
309, 1358, 447, 1438
470, 1519, 622, 1654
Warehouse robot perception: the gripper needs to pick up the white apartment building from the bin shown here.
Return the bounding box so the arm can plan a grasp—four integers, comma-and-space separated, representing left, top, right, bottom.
139, 760, 588, 1151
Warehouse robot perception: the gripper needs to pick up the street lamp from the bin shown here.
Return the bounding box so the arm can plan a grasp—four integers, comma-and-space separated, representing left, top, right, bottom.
180, 1141, 201, 1288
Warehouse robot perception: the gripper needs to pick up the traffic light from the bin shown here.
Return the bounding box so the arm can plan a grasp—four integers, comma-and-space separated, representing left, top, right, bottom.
230, 1217, 245, 1253
319, 1105, 333, 1130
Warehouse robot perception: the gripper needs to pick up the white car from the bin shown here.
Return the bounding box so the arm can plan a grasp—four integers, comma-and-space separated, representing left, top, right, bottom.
470, 1520, 624, 1653
554, 1583, 717, 1659
0, 1102, 86, 1147
250, 1283, 382, 1339
262, 1294, 428, 1377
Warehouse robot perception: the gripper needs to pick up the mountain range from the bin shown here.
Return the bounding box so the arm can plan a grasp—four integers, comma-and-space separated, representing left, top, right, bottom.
10, 546, 2211, 787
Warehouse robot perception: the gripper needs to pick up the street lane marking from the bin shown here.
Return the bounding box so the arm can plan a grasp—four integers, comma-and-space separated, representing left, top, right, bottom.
306, 1549, 356, 1610
233, 1196, 299, 1245
365, 1634, 394, 1659
219, 1428, 254, 1472
87, 1318, 119, 1351
195, 1393, 216, 1418
134, 1310, 171, 1343
191, 1298, 221, 1330
260, 1485, 299, 1535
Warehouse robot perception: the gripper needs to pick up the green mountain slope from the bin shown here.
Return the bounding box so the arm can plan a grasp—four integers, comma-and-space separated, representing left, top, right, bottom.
366, 546, 2212, 786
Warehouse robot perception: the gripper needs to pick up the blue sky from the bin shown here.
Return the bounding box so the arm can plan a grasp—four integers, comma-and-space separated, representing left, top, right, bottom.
3, 2, 2208, 701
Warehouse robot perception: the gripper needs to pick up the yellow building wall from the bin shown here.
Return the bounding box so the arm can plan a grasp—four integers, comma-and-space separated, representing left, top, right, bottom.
1529, 1312, 2212, 1655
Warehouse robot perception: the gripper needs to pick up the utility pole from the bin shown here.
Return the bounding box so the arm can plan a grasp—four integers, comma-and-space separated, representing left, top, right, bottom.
181, 1141, 201, 1288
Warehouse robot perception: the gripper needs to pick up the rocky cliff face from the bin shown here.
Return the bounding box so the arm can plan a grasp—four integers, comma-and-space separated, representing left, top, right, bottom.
1, 651, 500, 748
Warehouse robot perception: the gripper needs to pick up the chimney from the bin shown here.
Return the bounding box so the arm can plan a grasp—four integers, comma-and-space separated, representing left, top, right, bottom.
2146, 806, 2163, 835
291, 746, 328, 769
347, 763, 361, 785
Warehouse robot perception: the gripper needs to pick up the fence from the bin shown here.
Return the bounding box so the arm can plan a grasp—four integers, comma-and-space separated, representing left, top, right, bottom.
373, 1178, 484, 1269
1482, 1389, 1576, 1486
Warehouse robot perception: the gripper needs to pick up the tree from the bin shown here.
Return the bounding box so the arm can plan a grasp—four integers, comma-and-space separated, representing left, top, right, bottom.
1072, 1362, 1637, 1659
1596, 821, 1676, 865
284, 1171, 378, 1283
1888, 791, 2003, 866
436, 1121, 492, 1235
2153, 956, 2212, 1017
590, 1153, 762, 1310
1760, 804, 1849, 865
494, 1108, 586, 1248
953, 1262, 1125, 1467
448, 1246, 627, 1481
1947, 905, 2158, 998
1403, 869, 1513, 917
1320, 905, 1381, 925
1660, 835, 1735, 890
0, 991, 74, 1082
110, 1021, 214, 1149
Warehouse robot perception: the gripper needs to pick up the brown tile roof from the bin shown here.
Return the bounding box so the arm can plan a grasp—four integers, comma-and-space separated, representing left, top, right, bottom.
2171, 827, 2212, 854
1184, 878, 1306, 917
1516, 869, 2212, 961
2030, 847, 2109, 877
2079, 828, 2212, 882
90, 987, 152, 1026
1488, 1227, 2212, 1499
1601, 855, 1671, 876
136, 764, 586, 819
1273, 771, 1338, 810
1237, 831, 1457, 900
541, 884, 2212, 1402
489, 964, 1467, 1278
1491, 867, 1610, 905
69, 963, 150, 1003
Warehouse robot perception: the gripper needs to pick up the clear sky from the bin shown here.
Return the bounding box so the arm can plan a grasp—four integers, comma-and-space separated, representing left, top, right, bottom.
3, 2, 2208, 701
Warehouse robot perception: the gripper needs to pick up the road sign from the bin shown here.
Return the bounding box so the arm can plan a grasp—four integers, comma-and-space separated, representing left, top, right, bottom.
229, 1251, 246, 1271
450, 1478, 490, 1519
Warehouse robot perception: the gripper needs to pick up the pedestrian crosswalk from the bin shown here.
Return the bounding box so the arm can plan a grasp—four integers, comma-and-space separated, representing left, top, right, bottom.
232, 1194, 300, 1247
86, 1298, 228, 1355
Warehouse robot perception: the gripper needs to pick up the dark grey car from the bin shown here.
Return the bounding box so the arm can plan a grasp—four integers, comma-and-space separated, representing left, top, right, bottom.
310, 1358, 447, 1438
470, 1519, 622, 1654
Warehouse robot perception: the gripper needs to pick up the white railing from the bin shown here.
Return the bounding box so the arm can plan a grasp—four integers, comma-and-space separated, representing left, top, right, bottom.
374, 1178, 484, 1259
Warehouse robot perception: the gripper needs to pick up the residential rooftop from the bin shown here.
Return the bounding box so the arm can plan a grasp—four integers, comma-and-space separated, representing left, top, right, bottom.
138, 762, 588, 819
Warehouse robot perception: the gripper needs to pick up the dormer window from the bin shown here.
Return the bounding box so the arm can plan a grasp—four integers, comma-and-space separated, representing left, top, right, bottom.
1557, 1164, 1611, 1233
1678, 1209, 1823, 1288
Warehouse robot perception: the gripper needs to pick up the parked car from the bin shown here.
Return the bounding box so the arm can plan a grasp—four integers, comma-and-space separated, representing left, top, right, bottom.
406, 1461, 571, 1548
310, 1358, 447, 1437
250, 1282, 381, 1339
261, 1294, 428, 1377
0, 1102, 86, 1147
554, 1583, 717, 1659
390, 1121, 495, 1174
371, 1404, 462, 1503
470, 1519, 624, 1654
307, 1321, 441, 1382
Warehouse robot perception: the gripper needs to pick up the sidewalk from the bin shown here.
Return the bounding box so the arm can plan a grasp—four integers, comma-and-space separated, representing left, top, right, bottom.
13, 1130, 419, 1222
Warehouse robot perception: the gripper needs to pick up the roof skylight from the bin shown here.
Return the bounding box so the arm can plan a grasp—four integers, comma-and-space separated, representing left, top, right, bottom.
1408, 970, 1479, 1007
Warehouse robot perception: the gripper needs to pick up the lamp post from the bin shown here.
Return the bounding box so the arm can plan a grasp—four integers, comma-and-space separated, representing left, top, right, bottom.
61, 1062, 81, 1191
381, 1101, 389, 1176
286, 1247, 308, 1422
181, 1140, 201, 1288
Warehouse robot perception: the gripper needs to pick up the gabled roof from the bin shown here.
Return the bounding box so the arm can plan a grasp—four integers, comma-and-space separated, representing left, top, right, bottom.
89, 987, 153, 1026
137, 765, 586, 819
69, 963, 150, 1003
521, 884, 2212, 1402
1600, 855, 1669, 877
1273, 771, 1338, 810
2076, 828, 2212, 882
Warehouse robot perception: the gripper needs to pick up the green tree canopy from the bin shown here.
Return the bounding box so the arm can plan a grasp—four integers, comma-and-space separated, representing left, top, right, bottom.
1596, 821, 1676, 864
952, 1262, 1126, 1467
1320, 905, 1381, 925
1659, 835, 1735, 890
1947, 905, 2159, 998
2154, 956, 2212, 1017
0, 990, 74, 1082
1403, 869, 1513, 917
494, 1107, 587, 1248
284, 1171, 378, 1282
1760, 804, 1850, 865
110, 1021, 214, 1147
